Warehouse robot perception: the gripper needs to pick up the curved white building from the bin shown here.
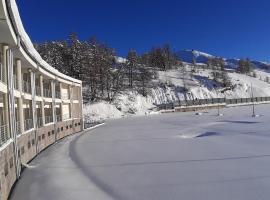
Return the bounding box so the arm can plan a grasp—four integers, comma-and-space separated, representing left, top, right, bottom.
0, 1, 83, 199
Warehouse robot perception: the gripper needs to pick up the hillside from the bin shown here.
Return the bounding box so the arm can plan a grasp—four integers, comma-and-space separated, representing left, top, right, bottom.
84, 62, 270, 122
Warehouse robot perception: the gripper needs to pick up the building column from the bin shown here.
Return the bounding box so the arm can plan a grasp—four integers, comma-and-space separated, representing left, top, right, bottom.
51, 80, 56, 124
2, 45, 9, 137
69, 85, 73, 119
2, 45, 8, 83
59, 83, 63, 120
39, 75, 45, 126
16, 59, 24, 133
79, 83, 84, 130
29, 69, 36, 130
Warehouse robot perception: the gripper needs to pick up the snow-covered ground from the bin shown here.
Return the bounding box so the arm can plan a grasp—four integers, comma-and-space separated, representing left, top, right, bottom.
11, 104, 270, 200
84, 65, 270, 122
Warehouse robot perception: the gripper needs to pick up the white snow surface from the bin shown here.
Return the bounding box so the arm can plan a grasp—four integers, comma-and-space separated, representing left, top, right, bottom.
84, 65, 270, 122
10, 104, 270, 200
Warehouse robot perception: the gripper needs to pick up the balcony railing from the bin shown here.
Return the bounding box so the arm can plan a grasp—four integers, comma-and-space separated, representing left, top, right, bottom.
55, 91, 61, 99
62, 114, 70, 120
56, 115, 62, 122
0, 124, 9, 147
0, 63, 6, 83
13, 74, 18, 90
61, 93, 70, 100
43, 88, 52, 98
22, 80, 31, 94
37, 117, 43, 128
36, 86, 41, 96
45, 115, 53, 124
16, 121, 21, 135
24, 119, 33, 131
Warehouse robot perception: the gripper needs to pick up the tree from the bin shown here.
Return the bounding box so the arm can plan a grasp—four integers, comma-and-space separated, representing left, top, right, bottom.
137, 66, 155, 96
207, 57, 231, 87
237, 58, 253, 74
126, 49, 139, 88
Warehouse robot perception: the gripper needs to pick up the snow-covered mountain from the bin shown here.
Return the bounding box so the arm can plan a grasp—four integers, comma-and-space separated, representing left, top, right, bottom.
177, 49, 214, 63
178, 49, 270, 71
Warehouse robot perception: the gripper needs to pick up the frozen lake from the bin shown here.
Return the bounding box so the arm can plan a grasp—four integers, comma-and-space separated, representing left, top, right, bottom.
10, 104, 270, 200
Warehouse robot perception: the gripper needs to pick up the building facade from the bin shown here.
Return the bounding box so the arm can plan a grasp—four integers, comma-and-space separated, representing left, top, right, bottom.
0, 1, 83, 199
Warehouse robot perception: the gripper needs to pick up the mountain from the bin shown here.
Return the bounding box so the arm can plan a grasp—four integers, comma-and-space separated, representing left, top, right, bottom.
177, 49, 270, 71
177, 49, 214, 63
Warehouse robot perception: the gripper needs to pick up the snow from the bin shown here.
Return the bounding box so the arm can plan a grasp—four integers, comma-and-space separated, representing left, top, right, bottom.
192, 50, 214, 58
84, 64, 270, 122
115, 56, 127, 63
11, 104, 270, 200
84, 101, 123, 122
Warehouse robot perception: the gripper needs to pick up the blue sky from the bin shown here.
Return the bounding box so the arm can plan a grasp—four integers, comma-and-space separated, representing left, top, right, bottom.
17, 0, 270, 61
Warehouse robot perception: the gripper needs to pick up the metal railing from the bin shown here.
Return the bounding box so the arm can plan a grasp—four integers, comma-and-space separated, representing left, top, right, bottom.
62, 114, 70, 120
0, 63, 6, 83
22, 80, 31, 94
72, 92, 78, 100
15, 121, 21, 135
13, 74, 18, 90
24, 119, 33, 131
157, 96, 270, 110
0, 125, 9, 147
61, 93, 70, 100
37, 117, 43, 128
56, 115, 62, 122
45, 115, 53, 124
43, 88, 52, 98
55, 91, 61, 99
36, 86, 41, 96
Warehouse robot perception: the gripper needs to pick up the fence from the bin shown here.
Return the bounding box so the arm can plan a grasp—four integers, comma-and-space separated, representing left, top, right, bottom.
24, 119, 33, 131
61, 93, 70, 100
36, 86, 41, 96
156, 96, 270, 111
45, 115, 53, 124
43, 88, 52, 98
37, 117, 43, 128
16, 121, 21, 135
56, 115, 62, 122
0, 124, 9, 146
55, 91, 61, 99
0, 63, 6, 83
84, 120, 104, 129
22, 80, 31, 94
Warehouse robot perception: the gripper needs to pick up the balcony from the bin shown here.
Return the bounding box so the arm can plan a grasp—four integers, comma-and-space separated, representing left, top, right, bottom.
36, 86, 41, 96
16, 121, 21, 135
56, 115, 62, 122
13, 75, 18, 90
45, 115, 53, 124
43, 88, 52, 98
22, 80, 31, 94
0, 63, 6, 83
61, 93, 70, 100
55, 91, 61, 99
37, 117, 43, 128
0, 124, 9, 147
62, 114, 70, 120
24, 118, 33, 131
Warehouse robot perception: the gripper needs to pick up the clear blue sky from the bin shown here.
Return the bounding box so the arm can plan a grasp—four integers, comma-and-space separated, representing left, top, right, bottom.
17, 0, 270, 61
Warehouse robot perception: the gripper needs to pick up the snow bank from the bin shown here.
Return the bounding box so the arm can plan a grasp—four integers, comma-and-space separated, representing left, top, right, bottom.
84, 101, 123, 122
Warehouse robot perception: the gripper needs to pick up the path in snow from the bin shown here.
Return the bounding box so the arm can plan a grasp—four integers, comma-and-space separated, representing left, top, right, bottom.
10, 104, 270, 200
